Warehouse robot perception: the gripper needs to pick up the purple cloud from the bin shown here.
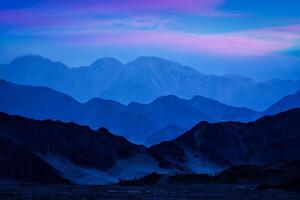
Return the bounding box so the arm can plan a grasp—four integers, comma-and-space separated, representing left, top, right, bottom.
1, 1, 299, 58
61, 24, 300, 57
0, 0, 228, 28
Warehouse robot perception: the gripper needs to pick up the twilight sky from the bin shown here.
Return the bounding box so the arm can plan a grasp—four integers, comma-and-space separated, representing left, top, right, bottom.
0, 0, 300, 80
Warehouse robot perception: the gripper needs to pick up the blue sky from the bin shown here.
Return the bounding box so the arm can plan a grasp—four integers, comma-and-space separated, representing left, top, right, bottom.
0, 0, 299, 80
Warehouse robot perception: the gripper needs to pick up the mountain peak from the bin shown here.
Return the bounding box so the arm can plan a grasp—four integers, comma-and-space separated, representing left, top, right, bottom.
9, 55, 68, 70
97, 127, 111, 134
150, 95, 182, 104
91, 57, 123, 68
129, 56, 178, 65
10, 55, 49, 64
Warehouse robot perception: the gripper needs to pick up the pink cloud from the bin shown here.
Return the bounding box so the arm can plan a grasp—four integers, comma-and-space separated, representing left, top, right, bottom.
270, 24, 300, 32
1, 1, 299, 57
62, 25, 300, 57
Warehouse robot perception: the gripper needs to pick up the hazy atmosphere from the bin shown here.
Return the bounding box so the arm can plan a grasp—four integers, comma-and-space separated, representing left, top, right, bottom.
0, 1, 300, 199
1, 0, 300, 80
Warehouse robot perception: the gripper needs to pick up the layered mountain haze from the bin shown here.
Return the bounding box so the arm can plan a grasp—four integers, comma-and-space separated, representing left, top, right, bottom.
2, 0, 300, 197
1, 55, 300, 111
0, 79, 260, 144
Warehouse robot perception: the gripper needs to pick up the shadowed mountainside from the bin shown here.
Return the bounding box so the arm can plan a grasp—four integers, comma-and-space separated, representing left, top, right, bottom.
148, 108, 300, 171
0, 112, 145, 184
0, 134, 70, 184
0, 109, 299, 185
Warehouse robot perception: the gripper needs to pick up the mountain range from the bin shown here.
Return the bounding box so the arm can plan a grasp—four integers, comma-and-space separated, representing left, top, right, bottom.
1, 79, 299, 144
0, 79, 261, 144
148, 108, 300, 171
1, 55, 300, 111
0, 109, 299, 185
1, 54, 300, 186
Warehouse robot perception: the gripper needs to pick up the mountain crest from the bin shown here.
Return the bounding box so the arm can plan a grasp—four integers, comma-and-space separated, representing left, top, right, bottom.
91, 57, 124, 68
10, 55, 50, 64
127, 56, 183, 67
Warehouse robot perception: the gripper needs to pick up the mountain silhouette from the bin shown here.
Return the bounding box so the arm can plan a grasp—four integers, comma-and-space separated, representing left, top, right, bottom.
1, 55, 299, 110
148, 108, 300, 171
0, 112, 145, 184
0, 109, 299, 184
0, 79, 259, 144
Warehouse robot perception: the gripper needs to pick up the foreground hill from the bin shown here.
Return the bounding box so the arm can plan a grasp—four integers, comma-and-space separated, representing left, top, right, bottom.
0, 109, 299, 185
1, 55, 299, 110
0, 112, 145, 184
0, 134, 70, 184
0, 79, 258, 144
148, 108, 300, 171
